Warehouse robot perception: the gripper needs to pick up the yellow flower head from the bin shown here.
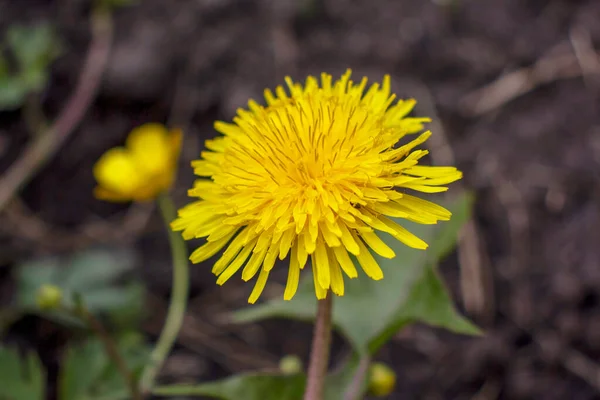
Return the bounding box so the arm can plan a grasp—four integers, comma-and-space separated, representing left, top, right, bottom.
172, 70, 461, 303
93, 123, 182, 202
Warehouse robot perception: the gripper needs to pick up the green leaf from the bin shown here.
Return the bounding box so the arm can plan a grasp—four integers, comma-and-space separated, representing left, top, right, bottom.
0, 308, 21, 337
13, 247, 145, 328
0, 75, 28, 110
233, 193, 480, 355
324, 355, 363, 400
6, 24, 61, 76
58, 249, 135, 289
59, 333, 150, 400
154, 373, 305, 400
0, 23, 61, 110
0, 346, 46, 399
153, 354, 361, 400
368, 266, 480, 353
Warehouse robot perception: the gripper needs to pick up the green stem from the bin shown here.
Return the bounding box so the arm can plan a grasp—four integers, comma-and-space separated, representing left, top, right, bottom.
303, 293, 333, 400
139, 194, 189, 394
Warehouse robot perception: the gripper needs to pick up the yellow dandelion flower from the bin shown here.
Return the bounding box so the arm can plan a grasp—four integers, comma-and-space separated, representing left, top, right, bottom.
93, 123, 182, 202
172, 70, 462, 303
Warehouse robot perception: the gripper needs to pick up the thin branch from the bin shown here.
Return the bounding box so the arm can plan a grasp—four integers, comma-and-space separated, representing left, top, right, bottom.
0, 6, 113, 211
460, 41, 596, 116
569, 25, 600, 87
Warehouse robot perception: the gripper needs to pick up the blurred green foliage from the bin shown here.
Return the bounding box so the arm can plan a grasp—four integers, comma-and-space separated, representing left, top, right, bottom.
0, 23, 61, 110
0, 347, 45, 400
59, 333, 150, 400
155, 373, 306, 400
0, 333, 150, 400
154, 355, 359, 400
0, 246, 149, 400
14, 247, 145, 329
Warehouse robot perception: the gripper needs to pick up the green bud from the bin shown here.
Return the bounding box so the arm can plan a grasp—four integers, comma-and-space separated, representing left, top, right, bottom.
36, 284, 63, 310
279, 355, 303, 375
368, 362, 396, 397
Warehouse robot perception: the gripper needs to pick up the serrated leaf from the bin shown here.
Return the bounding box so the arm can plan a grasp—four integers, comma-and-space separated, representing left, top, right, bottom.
368, 266, 481, 353
153, 354, 361, 400
59, 333, 150, 400
0, 347, 46, 399
13, 247, 145, 328
233, 193, 479, 355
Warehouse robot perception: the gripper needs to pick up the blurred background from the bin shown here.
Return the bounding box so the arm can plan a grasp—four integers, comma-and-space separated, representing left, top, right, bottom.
1, 0, 600, 399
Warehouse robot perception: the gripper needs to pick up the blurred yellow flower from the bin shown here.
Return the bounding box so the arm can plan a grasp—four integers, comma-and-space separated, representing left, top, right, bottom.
93, 123, 182, 202
172, 70, 461, 303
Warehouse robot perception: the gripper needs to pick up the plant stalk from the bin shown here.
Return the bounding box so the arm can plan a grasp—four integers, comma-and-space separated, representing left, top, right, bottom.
139, 194, 189, 394
304, 293, 333, 400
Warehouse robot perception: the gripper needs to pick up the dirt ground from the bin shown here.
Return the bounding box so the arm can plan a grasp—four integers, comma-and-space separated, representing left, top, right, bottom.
1, 0, 600, 399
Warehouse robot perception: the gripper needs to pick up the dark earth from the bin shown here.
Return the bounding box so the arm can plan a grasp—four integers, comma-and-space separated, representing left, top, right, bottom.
1, 0, 600, 399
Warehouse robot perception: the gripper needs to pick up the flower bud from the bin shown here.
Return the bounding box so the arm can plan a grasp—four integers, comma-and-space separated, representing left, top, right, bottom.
279, 355, 303, 375
35, 284, 63, 311
36, 284, 63, 310
368, 362, 396, 397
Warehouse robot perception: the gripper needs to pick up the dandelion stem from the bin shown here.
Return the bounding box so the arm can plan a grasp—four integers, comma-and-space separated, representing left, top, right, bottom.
304, 293, 333, 400
140, 194, 189, 393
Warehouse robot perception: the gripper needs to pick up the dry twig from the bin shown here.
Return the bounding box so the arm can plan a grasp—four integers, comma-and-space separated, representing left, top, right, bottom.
562, 348, 600, 392
0, 7, 113, 211
2, 197, 155, 252
569, 25, 600, 87
460, 41, 598, 116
